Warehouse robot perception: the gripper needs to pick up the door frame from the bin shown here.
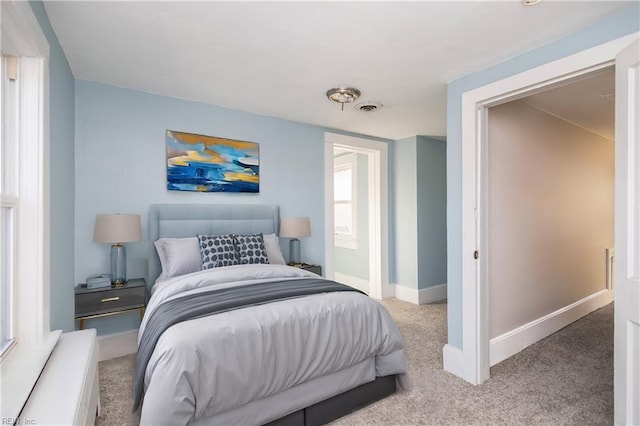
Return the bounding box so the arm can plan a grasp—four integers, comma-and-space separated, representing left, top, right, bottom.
613, 39, 640, 426
324, 132, 393, 299
452, 33, 638, 385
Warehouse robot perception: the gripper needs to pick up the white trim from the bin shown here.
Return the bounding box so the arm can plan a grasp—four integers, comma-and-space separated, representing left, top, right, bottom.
490, 289, 614, 366
0, 2, 51, 419
334, 235, 358, 250
393, 283, 418, 304
17, 56, 49, 341
613, 39, 640, 426
324, 133, 392, 300
1, 1, 49, 58
419, 283, 447, 304
98, 329, 138, 361
451, 32, 639, 386
334, 272, 369, 294
442, 344, 464, 379
0, 54, 18, 357
393, 283, 447, 305
324, 141, 335, 280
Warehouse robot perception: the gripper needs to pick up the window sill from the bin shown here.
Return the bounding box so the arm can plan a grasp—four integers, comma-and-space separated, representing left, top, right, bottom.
0, 330, 61, 419
335, 237, 359, 250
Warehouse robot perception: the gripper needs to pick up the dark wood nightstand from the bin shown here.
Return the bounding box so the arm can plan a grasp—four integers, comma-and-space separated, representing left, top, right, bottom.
75, 278, 147, 329
289, 263, 322, 276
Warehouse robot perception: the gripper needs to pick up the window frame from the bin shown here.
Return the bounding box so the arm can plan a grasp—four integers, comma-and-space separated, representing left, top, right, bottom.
334, 152, 358, 250
1, 52, 18, 356
0, 1, 55, 421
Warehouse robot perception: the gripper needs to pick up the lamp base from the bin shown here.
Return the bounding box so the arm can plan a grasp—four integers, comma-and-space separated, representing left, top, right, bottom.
110, 243, 127, 286
289, 238, 301, 264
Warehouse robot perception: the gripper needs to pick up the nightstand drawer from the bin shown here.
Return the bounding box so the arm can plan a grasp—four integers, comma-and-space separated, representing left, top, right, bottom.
75, 286, 146, 318
295, 264, 322, 276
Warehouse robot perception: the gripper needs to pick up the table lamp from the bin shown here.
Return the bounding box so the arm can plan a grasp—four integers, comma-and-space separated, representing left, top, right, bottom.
279, 217, 311, 265
93, 213, 142, 286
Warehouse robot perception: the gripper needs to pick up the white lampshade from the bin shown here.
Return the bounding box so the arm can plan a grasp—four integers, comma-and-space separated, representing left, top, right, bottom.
94, 214, 142, 243
279, 217, 311, 238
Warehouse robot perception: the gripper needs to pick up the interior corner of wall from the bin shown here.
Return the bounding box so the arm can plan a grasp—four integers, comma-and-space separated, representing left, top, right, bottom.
393, 283, 420, 305
417, 283, 447, 304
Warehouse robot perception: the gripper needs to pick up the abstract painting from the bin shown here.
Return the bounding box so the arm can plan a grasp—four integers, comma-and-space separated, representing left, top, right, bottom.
166, 130, 259, 193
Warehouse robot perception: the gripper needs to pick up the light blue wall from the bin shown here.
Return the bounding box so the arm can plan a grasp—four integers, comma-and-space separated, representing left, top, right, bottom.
334, 153, 370, 280
393, 137, 418, 288
392, 136, 447, 290
74, 81, 391, 334
29, 1, 633, 340
416, 136, 447, 289
446, 4, 640, 349
29, 1, 76, 333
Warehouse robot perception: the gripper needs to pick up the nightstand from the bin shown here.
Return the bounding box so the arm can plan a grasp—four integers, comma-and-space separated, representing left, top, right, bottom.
75, 278, 147, 330
289, 263, 322, 276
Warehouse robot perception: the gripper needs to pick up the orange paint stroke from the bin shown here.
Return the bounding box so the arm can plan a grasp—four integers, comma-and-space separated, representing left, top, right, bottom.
172, 130, 256, 151
224, 171, 259, 183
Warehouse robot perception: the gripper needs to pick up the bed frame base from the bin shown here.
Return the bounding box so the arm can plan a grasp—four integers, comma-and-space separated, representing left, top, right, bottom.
265, 375, 396, 426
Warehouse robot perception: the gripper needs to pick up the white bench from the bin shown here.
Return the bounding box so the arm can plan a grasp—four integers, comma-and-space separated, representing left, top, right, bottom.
20, 329, 99, 425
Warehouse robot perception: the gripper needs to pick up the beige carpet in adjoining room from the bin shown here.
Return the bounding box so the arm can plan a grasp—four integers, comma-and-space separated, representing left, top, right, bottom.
96, 300, 613, 426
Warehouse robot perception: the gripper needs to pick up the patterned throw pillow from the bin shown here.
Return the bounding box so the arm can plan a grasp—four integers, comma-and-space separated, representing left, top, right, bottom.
197, 234, 239, 269
234, 233, 270, 265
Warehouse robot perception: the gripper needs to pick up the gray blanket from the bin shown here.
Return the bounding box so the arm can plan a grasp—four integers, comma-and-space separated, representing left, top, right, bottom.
133, 278, 362, 410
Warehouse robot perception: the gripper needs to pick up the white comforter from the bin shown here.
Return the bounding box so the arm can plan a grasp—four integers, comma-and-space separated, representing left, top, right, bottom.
138, 264, 407, 425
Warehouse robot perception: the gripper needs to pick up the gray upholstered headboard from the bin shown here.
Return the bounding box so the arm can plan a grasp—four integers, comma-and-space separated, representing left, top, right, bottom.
148, 203, 279, 285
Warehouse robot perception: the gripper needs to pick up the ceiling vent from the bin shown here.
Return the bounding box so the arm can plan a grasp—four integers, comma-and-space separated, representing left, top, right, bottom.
354, 101, 383, 112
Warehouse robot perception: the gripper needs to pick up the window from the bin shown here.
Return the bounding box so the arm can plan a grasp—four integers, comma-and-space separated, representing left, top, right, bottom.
0, 1, 54, 420
1, 54, 17, 355
334, 152, 358, 249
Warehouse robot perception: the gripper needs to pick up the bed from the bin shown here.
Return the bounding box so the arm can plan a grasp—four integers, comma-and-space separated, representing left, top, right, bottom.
136, 203, 408, 425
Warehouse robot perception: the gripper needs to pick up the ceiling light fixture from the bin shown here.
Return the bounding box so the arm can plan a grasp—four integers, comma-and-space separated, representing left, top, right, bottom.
326, 87, 361, 111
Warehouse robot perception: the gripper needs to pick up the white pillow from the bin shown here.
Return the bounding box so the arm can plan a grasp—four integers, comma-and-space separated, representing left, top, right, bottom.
154, 237, 202, 279
263, 233, 286, 265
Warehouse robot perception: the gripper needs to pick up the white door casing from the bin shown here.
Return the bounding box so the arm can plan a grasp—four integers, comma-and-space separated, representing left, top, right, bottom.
613, 39, 640, 426
446, 33, 638, 386
324, 132, 392, 300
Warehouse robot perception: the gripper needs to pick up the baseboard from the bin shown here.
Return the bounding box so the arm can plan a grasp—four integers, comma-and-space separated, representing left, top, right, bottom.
442, 344, 465, 379
394, 283, 447, 305
334, 272, 370, 294
418, 283, 447, 304
489, 289, 614, 366
98, 329, 138, 361
393, 283, 417, 304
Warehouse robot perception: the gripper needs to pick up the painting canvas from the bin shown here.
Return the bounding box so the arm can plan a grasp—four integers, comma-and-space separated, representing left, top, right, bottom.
166, 130, 259, 193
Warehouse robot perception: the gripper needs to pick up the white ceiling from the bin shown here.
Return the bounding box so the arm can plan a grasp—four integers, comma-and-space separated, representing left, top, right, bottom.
43, 1, 629, 140
523, 68, 615, 140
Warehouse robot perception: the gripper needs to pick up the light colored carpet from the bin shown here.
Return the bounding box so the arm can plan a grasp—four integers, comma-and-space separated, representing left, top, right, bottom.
96, 300, 613, 425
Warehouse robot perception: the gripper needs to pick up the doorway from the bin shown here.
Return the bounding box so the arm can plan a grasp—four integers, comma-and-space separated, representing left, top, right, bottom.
332, 146, 371, 294
445, 33, 638, 387
323, 132, 392, 300
485, 68, 615, 366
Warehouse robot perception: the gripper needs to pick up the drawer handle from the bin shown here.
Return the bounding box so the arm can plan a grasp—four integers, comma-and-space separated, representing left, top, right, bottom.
101, 297, 120, 303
